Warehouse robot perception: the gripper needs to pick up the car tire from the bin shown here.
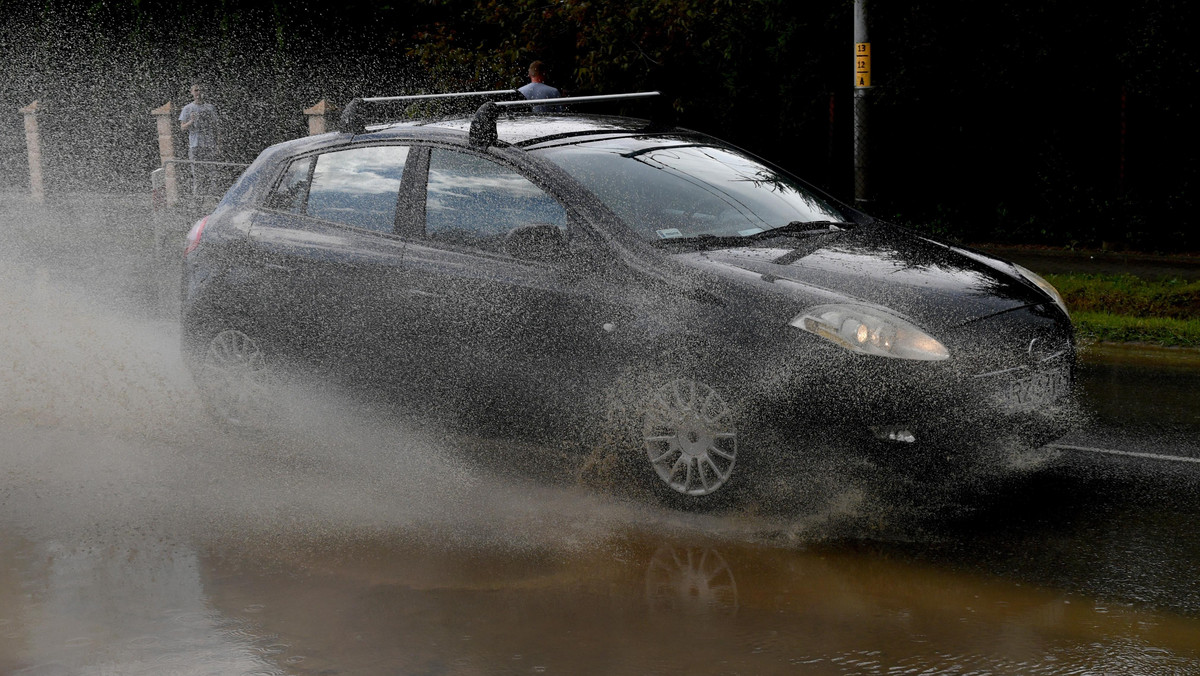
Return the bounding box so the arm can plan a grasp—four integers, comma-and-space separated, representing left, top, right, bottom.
641, 376, 740, 498
189, 327, 285, 429
584, 363, 874, 516
590, 367, 751, 510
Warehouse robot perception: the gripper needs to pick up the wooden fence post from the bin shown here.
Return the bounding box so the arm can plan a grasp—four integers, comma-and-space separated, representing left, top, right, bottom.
151, 102, 179, 206
19, 101, 45, 202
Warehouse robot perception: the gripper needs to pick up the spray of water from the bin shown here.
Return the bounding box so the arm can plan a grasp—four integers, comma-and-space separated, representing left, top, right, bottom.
3, 197, 859, 562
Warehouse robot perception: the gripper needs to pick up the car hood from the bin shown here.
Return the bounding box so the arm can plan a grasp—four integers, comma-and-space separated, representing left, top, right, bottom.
670, 225, 1048, 332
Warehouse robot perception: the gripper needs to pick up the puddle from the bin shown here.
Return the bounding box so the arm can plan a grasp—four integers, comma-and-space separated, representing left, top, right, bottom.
3, 524, 1200, 675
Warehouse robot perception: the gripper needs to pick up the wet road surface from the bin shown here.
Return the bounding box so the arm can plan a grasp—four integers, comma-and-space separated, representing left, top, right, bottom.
3, 198, 1200, 674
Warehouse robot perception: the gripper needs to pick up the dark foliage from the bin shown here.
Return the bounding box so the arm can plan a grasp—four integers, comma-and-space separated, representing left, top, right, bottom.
0, 0, 1195, 250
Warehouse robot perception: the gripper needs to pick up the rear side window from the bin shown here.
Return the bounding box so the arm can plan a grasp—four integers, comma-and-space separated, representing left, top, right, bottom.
424, 149, 566, 249
266, 146, 410, 233
267, 156, 313, 212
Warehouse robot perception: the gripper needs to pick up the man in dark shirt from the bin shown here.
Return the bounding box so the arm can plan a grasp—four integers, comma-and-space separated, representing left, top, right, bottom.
517, 61, 561, 112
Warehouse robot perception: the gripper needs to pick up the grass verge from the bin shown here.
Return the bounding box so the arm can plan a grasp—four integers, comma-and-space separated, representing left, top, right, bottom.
1070, 311, 1200, 348
1044, 273, 1200, 348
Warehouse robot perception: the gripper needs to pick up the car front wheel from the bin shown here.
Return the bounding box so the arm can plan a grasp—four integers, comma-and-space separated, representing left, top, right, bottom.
588, 369, 747, 509
642, 377, 738, 497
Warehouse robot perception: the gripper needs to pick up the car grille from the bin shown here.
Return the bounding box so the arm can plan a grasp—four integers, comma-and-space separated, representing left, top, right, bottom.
955, 307, 1075, 413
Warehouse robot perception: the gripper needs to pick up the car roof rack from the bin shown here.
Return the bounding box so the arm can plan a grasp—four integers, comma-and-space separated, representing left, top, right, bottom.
339, 90, 522, 133
468, 91, 666, 148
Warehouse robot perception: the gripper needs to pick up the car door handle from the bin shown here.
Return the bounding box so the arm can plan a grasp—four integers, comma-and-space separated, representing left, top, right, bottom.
263, 262, 293, 272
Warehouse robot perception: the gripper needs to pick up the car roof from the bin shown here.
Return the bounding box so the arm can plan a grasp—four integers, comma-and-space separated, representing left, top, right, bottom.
361, 113, 684, 149
255, 114, 669, 160
258, 91, 693, 160
234, 110, 698, 207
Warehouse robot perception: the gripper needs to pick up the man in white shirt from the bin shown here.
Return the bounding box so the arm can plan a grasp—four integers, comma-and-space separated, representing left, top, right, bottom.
179, 83, 220, 197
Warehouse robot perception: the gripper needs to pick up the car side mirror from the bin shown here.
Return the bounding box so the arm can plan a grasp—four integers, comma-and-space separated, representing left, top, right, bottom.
504, 222, 569, 262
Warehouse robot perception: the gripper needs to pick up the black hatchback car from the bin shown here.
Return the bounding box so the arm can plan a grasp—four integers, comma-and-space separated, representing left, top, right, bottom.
182, 91, 1078, 506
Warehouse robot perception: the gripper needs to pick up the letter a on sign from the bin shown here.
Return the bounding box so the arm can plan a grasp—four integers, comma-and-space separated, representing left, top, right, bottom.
855, 42, 872, 88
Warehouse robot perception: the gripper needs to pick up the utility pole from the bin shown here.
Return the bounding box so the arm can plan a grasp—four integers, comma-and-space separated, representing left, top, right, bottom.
853, 0, 871, 204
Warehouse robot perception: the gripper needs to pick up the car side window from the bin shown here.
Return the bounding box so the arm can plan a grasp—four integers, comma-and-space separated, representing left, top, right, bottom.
266, 146, 410, 233
424, 149, 567, 250
266, 156, 313, 213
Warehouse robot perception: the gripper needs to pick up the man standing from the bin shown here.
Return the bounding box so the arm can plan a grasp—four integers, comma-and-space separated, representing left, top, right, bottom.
518, 61, 561, 112
179, 83, 219, 197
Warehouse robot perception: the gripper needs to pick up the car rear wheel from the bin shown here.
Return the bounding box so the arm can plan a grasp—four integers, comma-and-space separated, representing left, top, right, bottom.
194, 328, 282, 428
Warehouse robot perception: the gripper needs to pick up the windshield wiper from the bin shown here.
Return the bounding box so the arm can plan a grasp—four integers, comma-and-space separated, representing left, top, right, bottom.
746, 220, 855, 240
653, 233, 743, 249
651, 220, 855, 249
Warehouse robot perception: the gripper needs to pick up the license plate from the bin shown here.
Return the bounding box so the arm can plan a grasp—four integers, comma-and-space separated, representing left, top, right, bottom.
999, 364, 1071, 412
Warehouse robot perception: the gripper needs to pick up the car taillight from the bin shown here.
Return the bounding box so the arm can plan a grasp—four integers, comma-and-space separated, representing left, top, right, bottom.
184, 216, 209, 257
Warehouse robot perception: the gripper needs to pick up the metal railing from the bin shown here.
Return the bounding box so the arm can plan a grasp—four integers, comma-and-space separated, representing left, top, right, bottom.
151, 158, 251, 208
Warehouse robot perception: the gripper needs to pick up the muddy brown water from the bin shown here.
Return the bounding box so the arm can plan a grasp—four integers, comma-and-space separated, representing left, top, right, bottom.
3, 431, 1200, 676
3, 198, 1200, 674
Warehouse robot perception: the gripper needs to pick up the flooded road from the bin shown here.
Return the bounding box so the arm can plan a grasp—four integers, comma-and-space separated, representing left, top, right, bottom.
2, 198, 1200, 674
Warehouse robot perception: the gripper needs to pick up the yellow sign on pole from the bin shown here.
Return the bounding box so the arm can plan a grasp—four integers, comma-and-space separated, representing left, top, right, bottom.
855, 42, 872, 88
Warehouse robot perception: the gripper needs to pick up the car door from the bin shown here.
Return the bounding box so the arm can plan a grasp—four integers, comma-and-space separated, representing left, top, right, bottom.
399, 146, 634, 433
246, 143, 423, 383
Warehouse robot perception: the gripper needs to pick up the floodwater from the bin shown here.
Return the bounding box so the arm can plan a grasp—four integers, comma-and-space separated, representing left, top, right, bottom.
2, 198, 1200, 675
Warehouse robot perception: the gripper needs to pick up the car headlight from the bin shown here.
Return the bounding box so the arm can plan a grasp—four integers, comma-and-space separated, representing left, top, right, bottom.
790, 304, 950, 361
1013, 264, 1069, 318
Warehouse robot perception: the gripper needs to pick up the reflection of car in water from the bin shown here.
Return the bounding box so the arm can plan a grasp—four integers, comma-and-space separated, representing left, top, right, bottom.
645, 545, 738, 616
180, 90, 1078, 508
198, 534, 1200, 674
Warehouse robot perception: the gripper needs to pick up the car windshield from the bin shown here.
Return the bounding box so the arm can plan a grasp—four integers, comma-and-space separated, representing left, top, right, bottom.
543, 137, 848, 242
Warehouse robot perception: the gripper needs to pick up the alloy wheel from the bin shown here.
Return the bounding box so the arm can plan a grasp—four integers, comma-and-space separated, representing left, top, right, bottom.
642, 378, 738, 496
197, 329, 279, 426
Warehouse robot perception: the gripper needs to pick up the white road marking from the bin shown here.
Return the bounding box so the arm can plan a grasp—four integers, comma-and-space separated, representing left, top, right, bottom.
1049, 443, 1200, 465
